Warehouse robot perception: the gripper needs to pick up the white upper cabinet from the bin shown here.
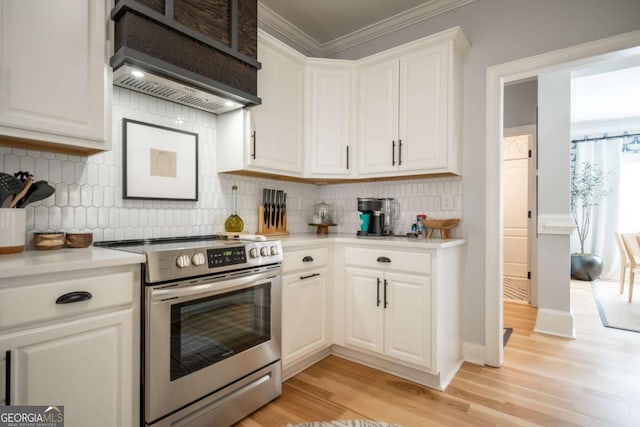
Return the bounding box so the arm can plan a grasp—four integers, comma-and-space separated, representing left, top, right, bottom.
358, 27, 468, 177
305, 60, 356, 177
0, 0, 111, 154
217, 30, 305, 176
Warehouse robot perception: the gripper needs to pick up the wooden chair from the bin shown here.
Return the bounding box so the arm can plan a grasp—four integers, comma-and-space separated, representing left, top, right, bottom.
620, 233, 640, 303
615, 232, 631, 294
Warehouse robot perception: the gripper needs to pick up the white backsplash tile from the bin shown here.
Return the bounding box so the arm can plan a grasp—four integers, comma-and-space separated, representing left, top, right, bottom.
0, 87, 461, 241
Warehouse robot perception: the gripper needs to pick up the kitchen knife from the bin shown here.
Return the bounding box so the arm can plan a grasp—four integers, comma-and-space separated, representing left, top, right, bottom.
281, 192, 286, 228
263, 188, 268, 225
271, 189, 276, 227
275, 190, 282, 228
267, 189, 272, 227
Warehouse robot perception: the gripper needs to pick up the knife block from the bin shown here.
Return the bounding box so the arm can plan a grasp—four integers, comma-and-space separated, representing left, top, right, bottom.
256, 206, 289, 236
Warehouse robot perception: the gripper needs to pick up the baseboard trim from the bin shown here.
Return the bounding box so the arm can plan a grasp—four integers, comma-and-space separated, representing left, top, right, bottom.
534, 308, 576, 339
462, 341, 486, 365
282, 347, 332, 381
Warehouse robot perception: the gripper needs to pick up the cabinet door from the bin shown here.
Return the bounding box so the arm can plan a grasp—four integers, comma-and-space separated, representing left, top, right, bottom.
358, 59, 399, 175
282, 268, 329, 365
344, 267, 383, 354
306, 64, 353, 176
383, 272, 432, 368
249, 36, 304, 174
0, 0, 109, 150
1, 309, 134, 427
398, 45, 448, 172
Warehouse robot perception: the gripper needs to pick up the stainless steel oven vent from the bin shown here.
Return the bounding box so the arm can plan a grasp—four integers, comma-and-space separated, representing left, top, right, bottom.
113, 65, 241, 115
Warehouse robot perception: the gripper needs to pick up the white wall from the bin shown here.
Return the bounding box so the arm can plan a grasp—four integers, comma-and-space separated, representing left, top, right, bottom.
324, 0, 640, 345
504, 80, 537, 129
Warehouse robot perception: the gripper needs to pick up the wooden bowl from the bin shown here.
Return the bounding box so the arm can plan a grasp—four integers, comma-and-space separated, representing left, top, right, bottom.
33, 232, 65, 250
421, 218, 460, 240
65, 232, 93, 248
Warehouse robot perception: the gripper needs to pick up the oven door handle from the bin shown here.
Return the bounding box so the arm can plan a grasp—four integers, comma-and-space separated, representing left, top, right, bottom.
151, 275, 273, 302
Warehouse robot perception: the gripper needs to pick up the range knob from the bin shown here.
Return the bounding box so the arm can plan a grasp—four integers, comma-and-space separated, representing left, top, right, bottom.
260, 247, 269, 257
191, 253, 206, 266
176, 255, 191, 268
249, 248, 259, 258
270, 246, 279, 255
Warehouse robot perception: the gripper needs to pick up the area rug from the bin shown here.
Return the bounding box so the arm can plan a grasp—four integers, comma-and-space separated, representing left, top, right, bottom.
591, 280, 640, 333
285, 421, 400, 427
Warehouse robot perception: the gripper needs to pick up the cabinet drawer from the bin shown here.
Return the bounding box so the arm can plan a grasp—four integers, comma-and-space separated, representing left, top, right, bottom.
283, 247, 329, 273
345, 247, 431, 275
0, 271, 134, 330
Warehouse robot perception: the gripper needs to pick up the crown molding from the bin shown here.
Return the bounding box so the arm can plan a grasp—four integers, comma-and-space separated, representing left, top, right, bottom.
257, 2, 323, 56
258, 0, 475, 58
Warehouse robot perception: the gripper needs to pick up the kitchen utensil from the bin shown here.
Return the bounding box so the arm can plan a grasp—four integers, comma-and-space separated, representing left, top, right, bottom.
263, 189, 268, 225
275, 190, 282, 228
16, 180, 55, 208
270, 189, 276, 227
281, 193, 286, 227
8, 177, 33, 208
0, 173, 24, 208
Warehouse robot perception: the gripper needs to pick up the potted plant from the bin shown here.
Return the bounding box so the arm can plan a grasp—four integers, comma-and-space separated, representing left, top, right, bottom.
570, 161, 610, 281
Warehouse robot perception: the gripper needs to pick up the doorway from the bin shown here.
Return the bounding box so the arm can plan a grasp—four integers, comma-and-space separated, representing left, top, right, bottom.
485, 30, 640, 367
502, 127, 535, 304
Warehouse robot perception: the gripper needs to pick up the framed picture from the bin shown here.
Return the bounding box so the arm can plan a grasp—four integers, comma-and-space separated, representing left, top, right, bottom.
122, 119, 198, 201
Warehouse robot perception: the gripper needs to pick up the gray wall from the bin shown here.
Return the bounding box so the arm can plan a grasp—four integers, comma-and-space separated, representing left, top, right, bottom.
504, 80, 537, 129
325, 0, 640, 345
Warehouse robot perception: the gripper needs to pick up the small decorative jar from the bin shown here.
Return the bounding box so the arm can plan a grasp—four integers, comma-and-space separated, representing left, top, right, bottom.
312, 201, 334, 224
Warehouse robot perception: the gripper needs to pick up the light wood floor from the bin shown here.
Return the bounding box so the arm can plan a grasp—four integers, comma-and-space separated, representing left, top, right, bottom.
236, 280, 640, 426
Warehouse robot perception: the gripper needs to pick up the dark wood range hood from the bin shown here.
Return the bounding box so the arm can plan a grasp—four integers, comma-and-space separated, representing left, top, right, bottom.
110, 0, 261, 114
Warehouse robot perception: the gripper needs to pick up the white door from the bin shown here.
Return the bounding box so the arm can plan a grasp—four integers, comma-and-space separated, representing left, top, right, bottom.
249, 37, 304, 174
503, 134, 531, 300
398, 45, 448, 172
344, 267, 384, 354
358, 59, 399, 175
1, 309, 134, 427
282, 268, 329, 365
383, 272, 432, 368
306, 64, 353, 176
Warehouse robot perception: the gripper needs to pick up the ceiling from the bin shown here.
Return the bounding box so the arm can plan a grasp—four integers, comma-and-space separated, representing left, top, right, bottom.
258, 0, 474, 57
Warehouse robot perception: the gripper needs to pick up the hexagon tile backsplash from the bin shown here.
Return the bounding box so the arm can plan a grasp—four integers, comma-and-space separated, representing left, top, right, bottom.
0, 87, 461, 242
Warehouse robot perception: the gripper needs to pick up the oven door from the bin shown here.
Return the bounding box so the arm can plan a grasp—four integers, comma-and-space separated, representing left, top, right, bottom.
145, 266, 281, 424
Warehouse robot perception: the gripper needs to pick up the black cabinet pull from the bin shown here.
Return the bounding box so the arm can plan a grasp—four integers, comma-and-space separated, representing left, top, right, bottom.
398, 139, 402, 166
55, 291, 92, 304
251, 130, 257, 159
4, 350, 10, 406
376, 277, 381, 307
376, 256, 391, 263
346, 145, 350, 170
391, 140, 396, 166
302, 256, 314, 262
384, 279, 389, 308
300, 273, 320, 280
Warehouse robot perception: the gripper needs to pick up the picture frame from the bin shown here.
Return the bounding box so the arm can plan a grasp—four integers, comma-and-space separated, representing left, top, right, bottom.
122, 119, 198, 201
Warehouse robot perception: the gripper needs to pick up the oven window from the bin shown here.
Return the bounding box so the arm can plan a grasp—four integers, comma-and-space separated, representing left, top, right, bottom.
170, 283, 271, 381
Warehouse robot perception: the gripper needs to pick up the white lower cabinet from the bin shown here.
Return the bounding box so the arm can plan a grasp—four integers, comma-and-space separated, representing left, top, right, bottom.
282, 267, 329, 365
0, 266, 138, 427
281, 247, 331, 371
1, 310, 132, 427
345, 268, 431, 368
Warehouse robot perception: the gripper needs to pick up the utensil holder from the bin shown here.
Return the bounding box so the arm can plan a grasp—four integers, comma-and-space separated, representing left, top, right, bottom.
0, 208, 26, 254
256, 206, 289, 236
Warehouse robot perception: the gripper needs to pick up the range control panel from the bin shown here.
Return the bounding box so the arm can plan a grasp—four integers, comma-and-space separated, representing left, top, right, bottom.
207, 246, 247, 267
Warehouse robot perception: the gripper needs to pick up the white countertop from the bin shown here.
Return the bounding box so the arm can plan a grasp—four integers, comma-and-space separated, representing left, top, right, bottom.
0, 247, 145, 279
279, 233, 467, 249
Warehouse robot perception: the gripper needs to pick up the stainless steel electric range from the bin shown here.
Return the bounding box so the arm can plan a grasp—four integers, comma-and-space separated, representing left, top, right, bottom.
96, 235, 283, 427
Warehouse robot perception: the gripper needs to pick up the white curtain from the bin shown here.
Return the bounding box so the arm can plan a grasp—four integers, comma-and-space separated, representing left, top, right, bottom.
570, 137, 622, 279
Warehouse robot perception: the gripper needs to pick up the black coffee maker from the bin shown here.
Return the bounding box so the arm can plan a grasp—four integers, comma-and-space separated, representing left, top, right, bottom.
357, 198, 384, 235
